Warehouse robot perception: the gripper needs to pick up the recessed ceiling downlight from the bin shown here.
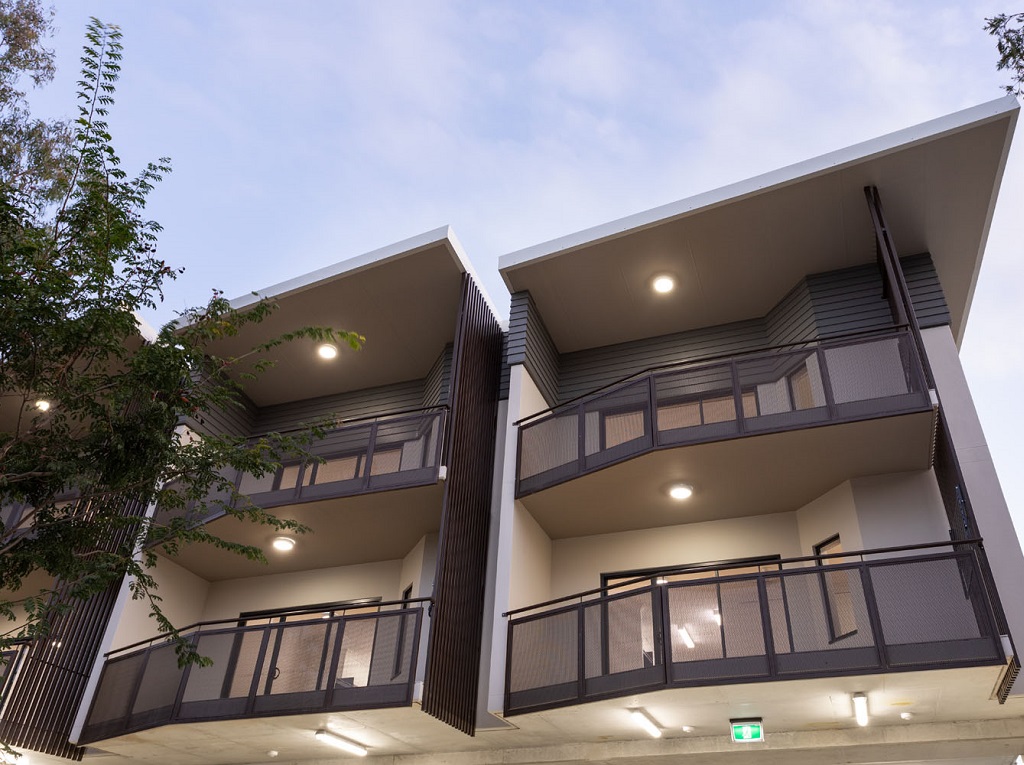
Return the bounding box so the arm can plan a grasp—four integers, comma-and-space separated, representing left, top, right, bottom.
317, 343, 338, 360
272, 536, 296, 552
652, 274, 675, 294
668, 483, 693, 501
34, 399, 51, 412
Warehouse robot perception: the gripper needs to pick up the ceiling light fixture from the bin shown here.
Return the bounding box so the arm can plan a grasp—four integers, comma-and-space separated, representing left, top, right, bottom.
314, 729, 367, 757
668, 483, 693, 501
900, 712, 913, 721
271, 536, 296, 552
652, 274, 675, 294
630, 708, 663, 739
34, 399, 50, 412
678, 626, 695, 649
317, 343, 339, 360
681, 725, 694, 733
852, 693, 869, 727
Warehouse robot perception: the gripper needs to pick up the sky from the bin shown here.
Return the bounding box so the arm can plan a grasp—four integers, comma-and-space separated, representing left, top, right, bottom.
26, 0, 1024, 546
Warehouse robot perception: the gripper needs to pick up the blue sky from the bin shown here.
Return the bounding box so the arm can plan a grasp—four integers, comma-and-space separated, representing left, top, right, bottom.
29, 0, 1024, 544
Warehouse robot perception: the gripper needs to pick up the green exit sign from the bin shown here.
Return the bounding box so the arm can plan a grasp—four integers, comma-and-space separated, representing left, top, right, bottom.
730, 719, 764, 743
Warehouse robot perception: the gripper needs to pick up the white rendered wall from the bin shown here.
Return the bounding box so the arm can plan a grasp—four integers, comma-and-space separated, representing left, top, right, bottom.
922, 325, 1024, 668
508, 501, 553, 610
201, 559, 404, 622
794, 481, 862, 556
851, 470, 949, 552
109, 554, 209, 651
550, 513, 802, 597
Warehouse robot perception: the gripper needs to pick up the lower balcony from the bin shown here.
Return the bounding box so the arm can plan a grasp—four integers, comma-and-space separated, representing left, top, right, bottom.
80, 598, 426, 744
504, 542, 1004, 715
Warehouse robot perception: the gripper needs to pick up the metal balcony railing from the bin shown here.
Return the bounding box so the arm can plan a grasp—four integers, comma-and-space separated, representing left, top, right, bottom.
155, 406, 447, 529
80, 598, 427, 744
516, 330, 931, 497
503, 542, 1004, 715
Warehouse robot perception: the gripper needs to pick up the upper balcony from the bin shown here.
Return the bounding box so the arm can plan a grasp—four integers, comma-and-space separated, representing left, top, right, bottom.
503, 541, 1004, 716
517, 329, 934, 500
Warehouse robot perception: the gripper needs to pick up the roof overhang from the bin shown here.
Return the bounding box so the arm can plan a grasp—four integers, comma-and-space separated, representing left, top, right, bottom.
207, 227, 493, 407
499, 97, 1019, 353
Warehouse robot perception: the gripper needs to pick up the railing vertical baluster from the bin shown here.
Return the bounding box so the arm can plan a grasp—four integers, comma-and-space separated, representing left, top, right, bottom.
363, 421, 380, 490
577, 403, 586, 475
245, 626, 274, 714
778, 574, 796, 654
577, 604, 586, 704
658, 584, 672, 685
731, 360, 745, 433
325, 616, 347, 707
170, 630, 202, 722
816, 346, 838, 420
756, 575, 777, 679
715, 580, 727, 659
649, 375, 660, 447
123, 643, 152, 726
859, 563, 889, 671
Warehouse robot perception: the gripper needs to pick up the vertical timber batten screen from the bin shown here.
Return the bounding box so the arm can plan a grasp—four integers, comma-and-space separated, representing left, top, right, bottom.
422, 275, 502, 735
0, 496, 149, 760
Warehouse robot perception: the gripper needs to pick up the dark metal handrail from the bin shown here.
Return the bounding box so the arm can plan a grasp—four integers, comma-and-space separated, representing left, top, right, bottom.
503, 540, 982, 617
107, 597, 432, 658
514, 325, 911, 427
250, 404, 450, 440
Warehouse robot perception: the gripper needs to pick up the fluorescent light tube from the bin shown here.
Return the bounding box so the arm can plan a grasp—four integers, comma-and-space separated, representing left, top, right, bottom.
852, 693, 869, 727
315, 729, 368, 756
630, 708, 662, 738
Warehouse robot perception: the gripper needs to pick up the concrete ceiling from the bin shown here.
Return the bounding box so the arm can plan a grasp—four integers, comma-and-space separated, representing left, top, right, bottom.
499, 99, 1018, 354
519, 412, 936, 540
204, 232, 469, 408
79, 665, 1024, 765
162, 482, 443, 581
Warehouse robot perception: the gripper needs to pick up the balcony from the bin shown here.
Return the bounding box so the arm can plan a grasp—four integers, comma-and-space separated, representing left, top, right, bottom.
80, 598, 427, 744
503, 542, 1004, 715
516, 331, 931, 498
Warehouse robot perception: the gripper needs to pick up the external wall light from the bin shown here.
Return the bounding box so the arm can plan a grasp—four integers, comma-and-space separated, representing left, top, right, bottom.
630, 708, 663, 738
852, 692, 869, 726
314, 729, 367, 757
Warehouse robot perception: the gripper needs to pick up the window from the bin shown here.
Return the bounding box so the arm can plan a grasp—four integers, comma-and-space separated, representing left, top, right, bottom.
814, 535, 858, 641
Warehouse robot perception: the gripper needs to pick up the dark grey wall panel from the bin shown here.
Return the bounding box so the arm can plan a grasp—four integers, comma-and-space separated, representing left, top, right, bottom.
254, 379, 426, 434
557, 319, 769, 404
766, 280, 818, 346
808, 254, 949, 336
903, 253, 952, 328
186, 391, 256, 439
506, 292, 559, 407
498, 331, 511, 401
424, 344, 454, 407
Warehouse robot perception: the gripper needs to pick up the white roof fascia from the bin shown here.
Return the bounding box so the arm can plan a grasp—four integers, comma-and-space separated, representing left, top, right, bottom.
230, 225, 458, 309
497, 95, 1021, 292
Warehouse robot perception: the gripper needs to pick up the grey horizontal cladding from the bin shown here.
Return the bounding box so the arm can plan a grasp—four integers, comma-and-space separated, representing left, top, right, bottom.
766, 279, 818, 346
424, 344, 454, 407
507, 292, 559, 407
808, 254, 949, 336
902, 252, 951, 327
557, 318, 769, 404
498, 331, 511, 401
254, 379, 426, 434
187, 391, 257, 439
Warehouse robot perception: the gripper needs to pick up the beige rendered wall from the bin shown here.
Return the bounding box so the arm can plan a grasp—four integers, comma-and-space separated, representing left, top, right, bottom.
200, 559, 403, 622
0, 569, 56, 638
550, 513, 802, 598
851, 470, 949, 552
508, 501, 552, 611
109, 554, 210, 651
795, 481, 862, 556
399, 532, 438, 599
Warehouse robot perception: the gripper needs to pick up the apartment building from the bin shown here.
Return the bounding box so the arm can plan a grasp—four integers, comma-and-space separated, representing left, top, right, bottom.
1, 97, 1023, 765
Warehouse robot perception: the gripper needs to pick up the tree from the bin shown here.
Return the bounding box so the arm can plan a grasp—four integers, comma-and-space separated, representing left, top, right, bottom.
986, 12, 1024, 97
0, 12, 361, 665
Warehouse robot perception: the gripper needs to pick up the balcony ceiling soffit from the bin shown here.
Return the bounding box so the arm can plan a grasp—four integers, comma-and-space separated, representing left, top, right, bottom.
520, 412, 936, 540
203, 241, 466, 407
164, 482, 443, 581
500, 104, 1016, 353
